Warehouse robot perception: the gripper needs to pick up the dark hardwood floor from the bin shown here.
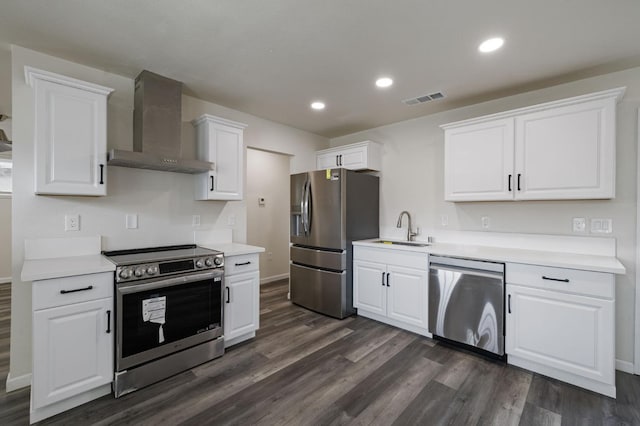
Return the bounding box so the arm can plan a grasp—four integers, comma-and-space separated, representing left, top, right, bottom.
0, 280, 639, 425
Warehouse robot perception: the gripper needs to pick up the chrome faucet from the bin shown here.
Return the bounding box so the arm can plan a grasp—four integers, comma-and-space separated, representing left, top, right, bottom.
397, 211, 417, 241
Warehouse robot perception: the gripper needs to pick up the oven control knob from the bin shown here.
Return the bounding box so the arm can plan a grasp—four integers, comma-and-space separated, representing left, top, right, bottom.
205, 258, 213, 267
213, 257, 223, 266
134, 267, 145, 277
195, 259, 204, 268
119, 269, 132, 279
146, 266, 158, 275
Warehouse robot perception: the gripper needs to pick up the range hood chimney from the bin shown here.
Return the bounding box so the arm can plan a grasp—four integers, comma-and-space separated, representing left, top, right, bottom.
108, 70, 214, 174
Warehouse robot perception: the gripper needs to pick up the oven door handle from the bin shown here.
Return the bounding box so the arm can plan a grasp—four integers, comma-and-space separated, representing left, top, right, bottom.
117, 271, 220, 294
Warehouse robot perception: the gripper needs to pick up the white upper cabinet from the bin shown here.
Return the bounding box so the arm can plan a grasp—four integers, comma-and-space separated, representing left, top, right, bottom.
441, 88, 625, 202
316, 140, 382, 171
193, 114, 247, 201
26, 67, 114, 196
444, 118, 514, 201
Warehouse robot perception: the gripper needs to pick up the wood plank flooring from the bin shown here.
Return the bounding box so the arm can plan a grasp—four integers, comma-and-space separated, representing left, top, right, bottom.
0, 280, 639, 425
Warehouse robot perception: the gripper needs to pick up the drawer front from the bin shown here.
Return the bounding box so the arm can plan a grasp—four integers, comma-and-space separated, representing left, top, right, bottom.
225, 253, 259, 276
291, 245, 345, 270
33, 272, 114, 310
506, 263, 614, 299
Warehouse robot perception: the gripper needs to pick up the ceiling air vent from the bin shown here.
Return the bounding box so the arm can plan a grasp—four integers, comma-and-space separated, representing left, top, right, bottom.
402, 91, 445, 106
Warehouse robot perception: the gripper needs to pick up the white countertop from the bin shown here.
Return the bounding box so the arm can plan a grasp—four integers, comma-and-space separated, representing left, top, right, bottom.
353, 239, 626, 274
199, 242, 265, 257
22, 254, 116, 282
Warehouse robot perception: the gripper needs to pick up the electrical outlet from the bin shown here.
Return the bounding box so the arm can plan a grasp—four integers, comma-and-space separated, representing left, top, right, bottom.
441, 215, 448, 227
228, 214, 236, 226
572, 217, 586, 233
481, 216, 490, 229
267, 251, 273, 261
126, 214, 138, 229
192, 215, 201, 227
65, 214, 80, 231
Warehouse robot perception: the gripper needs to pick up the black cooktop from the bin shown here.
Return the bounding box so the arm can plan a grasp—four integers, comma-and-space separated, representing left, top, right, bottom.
102, 244, 221, 266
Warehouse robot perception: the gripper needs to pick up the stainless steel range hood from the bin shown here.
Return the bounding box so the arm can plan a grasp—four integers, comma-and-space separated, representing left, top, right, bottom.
108, 70, 214, 174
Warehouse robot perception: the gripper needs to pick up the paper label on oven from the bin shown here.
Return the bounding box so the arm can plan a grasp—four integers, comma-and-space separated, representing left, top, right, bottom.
142, 296, 166, 343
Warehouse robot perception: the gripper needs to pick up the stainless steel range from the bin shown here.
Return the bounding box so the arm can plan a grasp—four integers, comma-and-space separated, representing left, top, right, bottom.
103, 244, 225, 397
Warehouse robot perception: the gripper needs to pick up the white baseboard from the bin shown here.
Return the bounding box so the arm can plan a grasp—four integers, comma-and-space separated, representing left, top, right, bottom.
260, 273, 289, 285
0, 276, 11, 284
6, 372, 31, 392
616, 359, 635, 374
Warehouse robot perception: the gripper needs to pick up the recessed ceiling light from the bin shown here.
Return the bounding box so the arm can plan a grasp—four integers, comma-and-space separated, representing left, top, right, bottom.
311, 101, 325, 110
478, 37, 504, 53
375, 77, 393, 88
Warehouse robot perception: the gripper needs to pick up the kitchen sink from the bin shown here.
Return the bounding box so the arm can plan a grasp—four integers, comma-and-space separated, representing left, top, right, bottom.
372, 240, 430, 247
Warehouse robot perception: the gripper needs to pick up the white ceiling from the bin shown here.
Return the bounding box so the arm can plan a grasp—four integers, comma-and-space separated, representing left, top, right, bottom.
1, 0, 639, 138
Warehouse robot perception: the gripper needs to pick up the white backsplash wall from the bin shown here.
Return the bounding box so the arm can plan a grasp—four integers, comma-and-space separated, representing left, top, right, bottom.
7, 46, 328, 385
331, 66, 640, 365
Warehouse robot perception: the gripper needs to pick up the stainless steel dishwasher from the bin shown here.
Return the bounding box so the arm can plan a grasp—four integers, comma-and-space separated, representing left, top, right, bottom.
428, 255, 505, 357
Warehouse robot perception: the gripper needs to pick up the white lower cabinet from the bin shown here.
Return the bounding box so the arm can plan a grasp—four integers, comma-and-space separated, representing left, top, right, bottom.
31, 272, 113, 423
224, 253, 260, 347
353, 246, 429, 336
505, 263, 616, 397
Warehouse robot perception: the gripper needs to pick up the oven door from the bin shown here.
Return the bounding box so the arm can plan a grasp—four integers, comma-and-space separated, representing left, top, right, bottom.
116, 270, 223, 371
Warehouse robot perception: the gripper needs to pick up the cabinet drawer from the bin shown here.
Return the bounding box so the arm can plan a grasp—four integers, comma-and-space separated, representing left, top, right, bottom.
506, 263, 613, 299
225, 253, 259, 276
33, 272, 114, 311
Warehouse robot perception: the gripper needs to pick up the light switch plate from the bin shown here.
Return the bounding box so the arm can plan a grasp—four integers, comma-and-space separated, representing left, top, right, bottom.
590, 218, 612, 234
65, 214, 80, 231
441, 215, 448, 227
126, 214, 138, 229
481, 216, 490, 229
192, 215, 201, 227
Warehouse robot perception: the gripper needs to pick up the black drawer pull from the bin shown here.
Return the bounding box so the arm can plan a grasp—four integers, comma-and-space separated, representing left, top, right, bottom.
542, 276, 570, 283
226, 286, 230, 303
235, 261, 251, 266
60, 285, 93, 294
106, 310, 111, 333
99, 164, 104, 185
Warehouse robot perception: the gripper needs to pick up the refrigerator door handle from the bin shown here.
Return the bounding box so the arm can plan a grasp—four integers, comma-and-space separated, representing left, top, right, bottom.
302, 180, 310, 235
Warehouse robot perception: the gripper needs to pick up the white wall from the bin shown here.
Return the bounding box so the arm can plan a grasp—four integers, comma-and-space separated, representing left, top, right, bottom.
0, 46, 11, 283
0, 197, 10, 283
246, 148, 291, 282
331, 67, 640, 365
8, 46, 328, 383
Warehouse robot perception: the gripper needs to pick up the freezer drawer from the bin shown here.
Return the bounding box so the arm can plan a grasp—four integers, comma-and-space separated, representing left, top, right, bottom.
290, 263, 348, 319
290, 245, 346, 271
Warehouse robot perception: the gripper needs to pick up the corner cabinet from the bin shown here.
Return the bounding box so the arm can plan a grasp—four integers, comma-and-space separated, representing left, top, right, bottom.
31, 272, 114, 423
193, 114, 247, 201
25, 67, 114, 196
442, 87, 625, 201
505, 263, 615, 397
353, 245, 429, 336
223, 253, 260, 347
316, 141, 382, 171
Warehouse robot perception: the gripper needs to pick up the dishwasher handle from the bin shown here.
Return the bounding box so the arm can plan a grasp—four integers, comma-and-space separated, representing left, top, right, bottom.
429, 262, 504, 280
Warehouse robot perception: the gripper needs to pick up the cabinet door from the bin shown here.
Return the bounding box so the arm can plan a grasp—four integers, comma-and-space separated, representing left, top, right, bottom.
317, 152, 338, 169
31, 76, 111, 196
209, 122, 244, 200
514, 98, 616, 200
32, 298, 113, 409
353, 260, 387, 315
506, 284, 614, 385
444, 118, 515, 201
224, 271, 260, 341
386, 265, 428, 329
339, 146, 368, 170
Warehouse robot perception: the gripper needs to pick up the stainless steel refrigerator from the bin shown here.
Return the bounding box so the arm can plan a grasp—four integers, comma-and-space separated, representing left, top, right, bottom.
290, 168, 379, 319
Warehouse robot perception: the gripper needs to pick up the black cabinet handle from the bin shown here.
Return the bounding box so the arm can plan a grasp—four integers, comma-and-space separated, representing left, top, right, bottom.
542, 276, 570, 283
339, 155, 342, 166
60, 285, 93, 294
386, 272, 390, 287
106, 310, 111, 333
336, 155, 339, 166
508, 174, 512, 192
235, 261, 251, 266
226, 286, 230, 303
99, 164, 104, 185
517, 174, 521, 191
508, 294, 511, 314
381, 272, 385, 286
210, 176, 215, 191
